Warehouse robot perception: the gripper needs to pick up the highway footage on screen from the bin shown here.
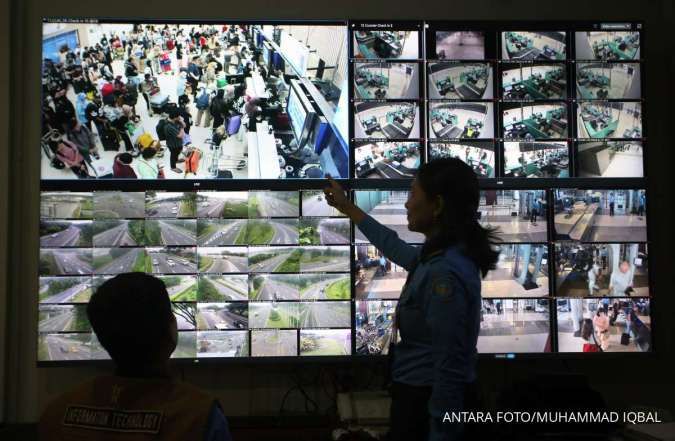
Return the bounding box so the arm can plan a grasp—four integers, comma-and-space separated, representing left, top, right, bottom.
38, 190, 352, 361
40, 21, 349, 180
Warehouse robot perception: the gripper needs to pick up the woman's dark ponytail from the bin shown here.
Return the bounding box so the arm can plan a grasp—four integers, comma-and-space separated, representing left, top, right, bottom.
416, 158, 501, 278
465, 219, 501, 278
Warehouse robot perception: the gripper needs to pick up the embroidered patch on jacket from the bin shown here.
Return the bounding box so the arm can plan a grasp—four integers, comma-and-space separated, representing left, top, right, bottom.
432, 277, 454, 301
62, 405, 163, 433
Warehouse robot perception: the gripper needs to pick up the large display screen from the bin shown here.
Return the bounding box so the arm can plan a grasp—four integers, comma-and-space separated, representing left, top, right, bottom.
39, 19, 649, 363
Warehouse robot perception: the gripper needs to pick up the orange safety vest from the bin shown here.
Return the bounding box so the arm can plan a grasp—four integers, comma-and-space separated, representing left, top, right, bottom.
39, 375, 217, 441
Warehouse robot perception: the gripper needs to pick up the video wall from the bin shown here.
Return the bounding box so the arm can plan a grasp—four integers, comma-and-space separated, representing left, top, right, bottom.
39, 19, 650, 363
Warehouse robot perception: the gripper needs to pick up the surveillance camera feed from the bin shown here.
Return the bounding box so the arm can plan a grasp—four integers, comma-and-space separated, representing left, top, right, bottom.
353, 190, 425, 244
478, 299, 551, 353
557, 298, 650, 352
352, 30, 420, 60
434, 32, 485, 60
40, 21, 349, 180
479, 190, 548, 242
554, 242, 649, 297
354, 62, 419, 99
38, 190, 352, 361
354, 101, 420, 139
353, 141, 421, 179
575, 140, 643, 178
553, 189, 647, 242
483, 244, 550, 298
575, 32, 641, 61
38, 21, 651, 362
427, 141, 495, 178
427, 62, 493, 99
503, 141, 569, 178
428, 102, 494, 139
354, 243, 411, 300
576, 101, 642, 139
576, 63, 641, 99
502, 103, 568, 140
501, 31, 566, 61
355, 300, 397, 355
501, 64, 566, 100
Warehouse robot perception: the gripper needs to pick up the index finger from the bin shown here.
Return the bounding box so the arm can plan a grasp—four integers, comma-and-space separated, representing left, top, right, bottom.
323, 174, 338, 191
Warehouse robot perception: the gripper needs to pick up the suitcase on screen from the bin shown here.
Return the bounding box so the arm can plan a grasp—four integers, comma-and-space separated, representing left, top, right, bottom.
227, 115, 241, 135
620, 333, 630, 345
100, 127, 119, 151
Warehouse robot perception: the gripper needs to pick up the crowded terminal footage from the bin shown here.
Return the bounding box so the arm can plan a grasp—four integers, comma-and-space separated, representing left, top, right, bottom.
41, 21, 349, 180
557, 297, 650, 352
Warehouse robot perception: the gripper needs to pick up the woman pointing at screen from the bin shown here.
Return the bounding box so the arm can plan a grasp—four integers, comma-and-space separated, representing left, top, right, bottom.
324, 158, 500, 441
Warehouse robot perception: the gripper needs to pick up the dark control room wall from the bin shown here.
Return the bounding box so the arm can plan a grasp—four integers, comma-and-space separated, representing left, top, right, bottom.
3, 0, 675, 422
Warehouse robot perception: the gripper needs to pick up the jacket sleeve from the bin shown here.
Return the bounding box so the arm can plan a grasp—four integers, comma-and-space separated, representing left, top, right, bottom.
424, 263, 471, 441
356, 214, 420, 271
204, 401, 233, 441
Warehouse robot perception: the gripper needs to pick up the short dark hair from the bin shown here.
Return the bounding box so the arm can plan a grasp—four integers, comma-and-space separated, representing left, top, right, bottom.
87, 273, 173, 365
141, 147, 157, 159
168, 109, 180, 119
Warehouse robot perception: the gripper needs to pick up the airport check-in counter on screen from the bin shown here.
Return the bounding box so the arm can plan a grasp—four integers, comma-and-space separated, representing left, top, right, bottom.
38, 19, 650, 362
